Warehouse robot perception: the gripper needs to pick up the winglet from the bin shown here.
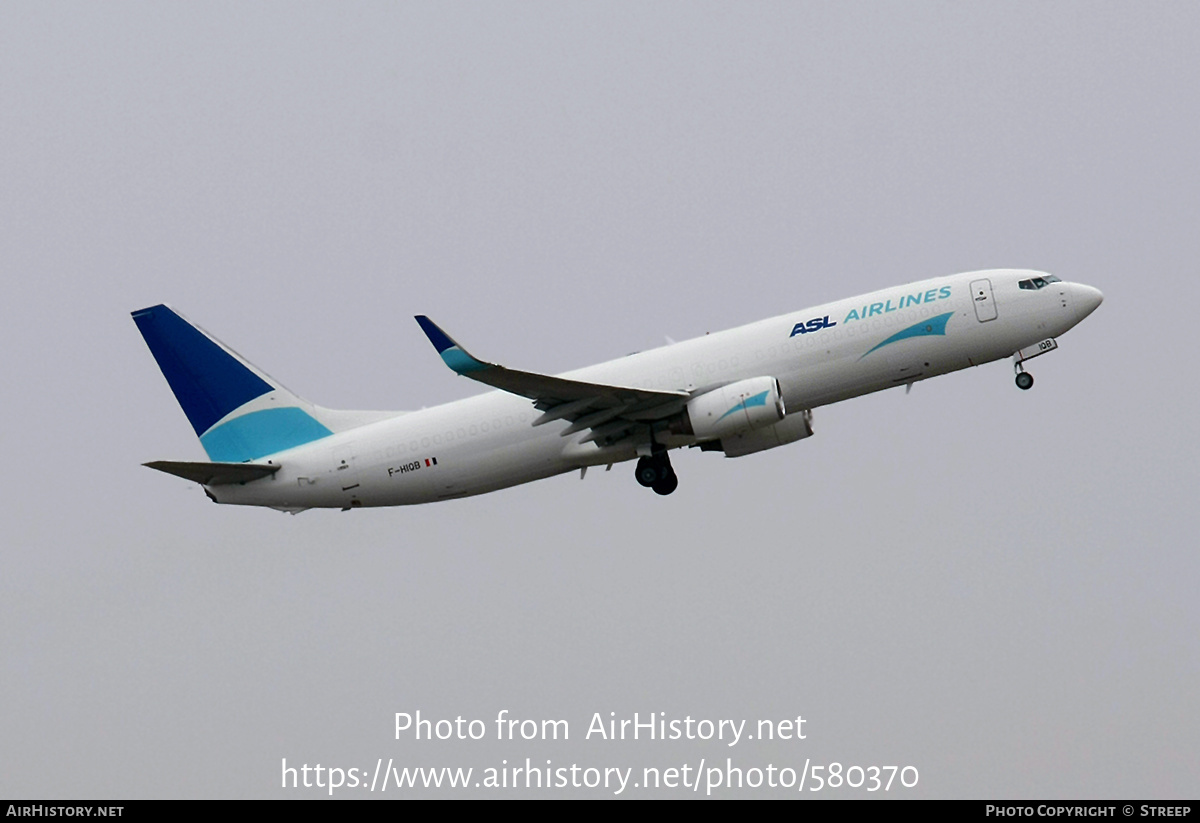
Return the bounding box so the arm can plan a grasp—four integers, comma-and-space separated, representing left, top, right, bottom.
414, 316, 490, 375
414, 315, 457, 353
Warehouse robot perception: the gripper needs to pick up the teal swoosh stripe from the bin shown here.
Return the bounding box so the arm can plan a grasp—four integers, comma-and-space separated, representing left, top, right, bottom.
441, 347, 489, 374
860, 312, 954, 359
200, 407, 333, 462
717, 390, 769, 422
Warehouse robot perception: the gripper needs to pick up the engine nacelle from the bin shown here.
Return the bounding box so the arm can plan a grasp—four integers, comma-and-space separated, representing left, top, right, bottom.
704, 408, 814, 458
678, 376, 785, 441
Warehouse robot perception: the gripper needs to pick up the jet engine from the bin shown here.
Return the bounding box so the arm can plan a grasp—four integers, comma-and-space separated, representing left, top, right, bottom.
671, 376, 786, 440
709, 409, 814, 457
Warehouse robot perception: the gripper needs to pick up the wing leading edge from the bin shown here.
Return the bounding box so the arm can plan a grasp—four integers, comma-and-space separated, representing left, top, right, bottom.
414, 316, 689, 446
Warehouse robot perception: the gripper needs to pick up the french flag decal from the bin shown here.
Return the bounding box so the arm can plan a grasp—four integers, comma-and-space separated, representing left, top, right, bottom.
425, 457, 438, 467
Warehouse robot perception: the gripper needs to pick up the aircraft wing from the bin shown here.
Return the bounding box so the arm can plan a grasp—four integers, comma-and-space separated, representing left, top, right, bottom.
415, 316, 689, 445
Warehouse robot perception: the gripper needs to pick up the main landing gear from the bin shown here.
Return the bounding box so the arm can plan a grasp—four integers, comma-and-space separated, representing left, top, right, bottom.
635, 452, 678, 496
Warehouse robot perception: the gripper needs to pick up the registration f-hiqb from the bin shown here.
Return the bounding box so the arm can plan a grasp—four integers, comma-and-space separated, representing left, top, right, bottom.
133, 270, 1102, 512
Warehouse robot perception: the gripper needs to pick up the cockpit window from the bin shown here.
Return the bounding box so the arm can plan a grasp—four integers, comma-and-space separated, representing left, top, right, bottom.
1018, 275, 1062, 290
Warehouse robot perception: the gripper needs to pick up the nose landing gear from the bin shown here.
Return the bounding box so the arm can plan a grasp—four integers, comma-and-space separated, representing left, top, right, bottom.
1012, 337, 1057, 390
635, 452, 678, 496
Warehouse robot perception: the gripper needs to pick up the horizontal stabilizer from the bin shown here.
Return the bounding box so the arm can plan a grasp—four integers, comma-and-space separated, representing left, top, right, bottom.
144, 460, 281, 486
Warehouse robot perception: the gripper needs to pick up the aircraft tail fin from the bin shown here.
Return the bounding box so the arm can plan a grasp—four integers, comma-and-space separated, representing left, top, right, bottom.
132, 305, 394, 463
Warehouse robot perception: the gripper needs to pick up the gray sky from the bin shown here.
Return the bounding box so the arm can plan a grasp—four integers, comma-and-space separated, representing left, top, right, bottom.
2, 2, 1197, 798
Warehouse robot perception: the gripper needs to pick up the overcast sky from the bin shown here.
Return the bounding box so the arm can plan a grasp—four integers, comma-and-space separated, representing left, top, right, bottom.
2, 2, 1198, 798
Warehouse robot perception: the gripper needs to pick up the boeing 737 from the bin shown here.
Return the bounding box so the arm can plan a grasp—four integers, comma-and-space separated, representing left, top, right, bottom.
132, 269, 1102, 511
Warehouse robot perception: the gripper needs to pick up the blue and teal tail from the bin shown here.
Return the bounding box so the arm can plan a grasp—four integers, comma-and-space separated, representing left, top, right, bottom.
132, 305, 392, 463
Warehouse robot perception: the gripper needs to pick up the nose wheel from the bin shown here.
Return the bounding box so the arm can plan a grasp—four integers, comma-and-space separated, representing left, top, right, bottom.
1012, 338, 1057, 390
635, 453, 678, 495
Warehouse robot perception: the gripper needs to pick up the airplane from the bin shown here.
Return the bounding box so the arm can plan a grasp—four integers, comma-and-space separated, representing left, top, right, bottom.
132, 269, 1102, 512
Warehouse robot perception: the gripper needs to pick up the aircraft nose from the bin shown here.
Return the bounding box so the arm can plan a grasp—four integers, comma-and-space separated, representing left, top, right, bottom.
1076, 284, 1104, 318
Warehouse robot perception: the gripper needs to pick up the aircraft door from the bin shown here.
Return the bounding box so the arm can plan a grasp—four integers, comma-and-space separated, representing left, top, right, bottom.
970, 278, 998, 322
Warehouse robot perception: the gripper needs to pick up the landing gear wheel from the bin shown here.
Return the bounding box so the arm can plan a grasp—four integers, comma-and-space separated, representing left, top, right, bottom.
635, 457, 659, 487
652, 469, 678, 496
635, 450, 677, 494
1015, 372, 1034, 391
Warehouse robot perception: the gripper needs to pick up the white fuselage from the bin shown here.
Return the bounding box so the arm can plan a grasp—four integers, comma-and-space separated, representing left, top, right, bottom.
209, 269, 1101, 509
